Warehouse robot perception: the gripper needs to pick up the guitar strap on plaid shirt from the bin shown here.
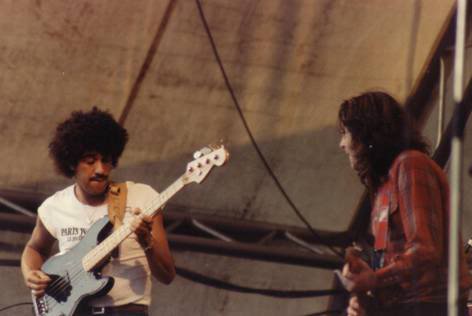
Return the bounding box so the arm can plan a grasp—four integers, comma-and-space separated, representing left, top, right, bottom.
371, 183, 391, 270
107, 182, 128, 229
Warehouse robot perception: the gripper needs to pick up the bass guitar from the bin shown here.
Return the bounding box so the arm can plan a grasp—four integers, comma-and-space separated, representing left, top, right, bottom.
32, 145, 229, 316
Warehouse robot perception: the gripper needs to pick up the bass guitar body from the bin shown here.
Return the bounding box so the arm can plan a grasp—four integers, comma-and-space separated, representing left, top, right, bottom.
33, 217, 114, 316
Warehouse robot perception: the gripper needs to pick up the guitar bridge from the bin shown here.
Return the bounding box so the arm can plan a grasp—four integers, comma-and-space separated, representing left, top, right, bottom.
32, 293, 49, 316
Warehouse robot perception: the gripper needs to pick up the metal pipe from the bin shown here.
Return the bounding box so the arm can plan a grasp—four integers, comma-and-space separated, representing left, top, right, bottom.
0, 189, 352, 247
165, 220, 183, 233
0, 212, 344, 268
166, 207, 351, 247
191, 219, 233, 242
168, 234, 343, 269
284, 231, 324, 255
449, 140, 463, 316
257, 231, 277, 244
0, 189, 349, 251
448, 1, 467, 315
0, 196, 36, 218
436, 56, 446, 148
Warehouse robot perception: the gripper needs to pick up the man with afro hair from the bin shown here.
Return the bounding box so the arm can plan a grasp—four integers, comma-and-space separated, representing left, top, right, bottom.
21, 107, 175, 315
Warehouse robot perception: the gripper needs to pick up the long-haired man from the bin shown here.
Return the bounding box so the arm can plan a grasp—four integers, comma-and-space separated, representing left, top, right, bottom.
338, 92, 470, 316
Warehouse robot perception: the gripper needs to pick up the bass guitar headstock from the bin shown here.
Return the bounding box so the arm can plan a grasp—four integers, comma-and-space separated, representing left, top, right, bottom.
183, 144, 229, 184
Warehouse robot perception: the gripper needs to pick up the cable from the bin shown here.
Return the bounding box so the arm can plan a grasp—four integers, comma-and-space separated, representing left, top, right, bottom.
176, 266, 345, 298
0, 259, 344, 300
0, 302, 32, 313
302, 310, 343, 316
195, 0, 344, 259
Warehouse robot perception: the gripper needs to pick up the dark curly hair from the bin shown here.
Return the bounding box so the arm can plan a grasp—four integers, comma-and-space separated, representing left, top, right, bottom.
338, 91, 429, 189
49, 107, 129, 178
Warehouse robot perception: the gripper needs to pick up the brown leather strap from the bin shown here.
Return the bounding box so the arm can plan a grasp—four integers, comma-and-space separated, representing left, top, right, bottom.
107, 182, 128, 229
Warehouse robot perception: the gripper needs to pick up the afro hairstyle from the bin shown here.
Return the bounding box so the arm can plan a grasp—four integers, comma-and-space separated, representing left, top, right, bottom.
49, 107, 129, 178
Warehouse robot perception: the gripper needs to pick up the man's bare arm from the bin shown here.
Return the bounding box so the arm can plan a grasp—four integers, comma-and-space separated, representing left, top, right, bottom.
21, 217, 55, 296
131, 210, 176, 284
145, 213, 176, 284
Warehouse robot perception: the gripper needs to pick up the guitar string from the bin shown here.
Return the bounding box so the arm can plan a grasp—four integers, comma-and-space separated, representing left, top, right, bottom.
42, 224, 132, 298
43, 226, 130, 296
44, 228, 142, 307
42, 234, 133, 309
41, 227, 134, 309
41, 180, 181, 311
39, 226, 130, 291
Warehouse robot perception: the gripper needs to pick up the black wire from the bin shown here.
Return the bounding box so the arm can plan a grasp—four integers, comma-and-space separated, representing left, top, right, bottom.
176, 266, 345, 298
0, 259, 344, 301
195, 0, 344, 259
302, 310, 343, 316
0, 302, 32, 313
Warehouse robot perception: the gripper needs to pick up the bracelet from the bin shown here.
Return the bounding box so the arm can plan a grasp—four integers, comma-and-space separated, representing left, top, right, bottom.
140, 233, 154, 252
143, 243, 153, 252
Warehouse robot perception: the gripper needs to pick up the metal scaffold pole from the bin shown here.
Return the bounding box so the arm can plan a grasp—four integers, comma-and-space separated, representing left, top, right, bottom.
448, 1, 467, 315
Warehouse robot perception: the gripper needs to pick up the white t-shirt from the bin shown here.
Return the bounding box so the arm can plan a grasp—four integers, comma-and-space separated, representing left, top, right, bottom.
38, 181, 160, 307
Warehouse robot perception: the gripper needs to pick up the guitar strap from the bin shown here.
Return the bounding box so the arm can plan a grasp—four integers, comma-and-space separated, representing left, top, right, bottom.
107, 182, 128, 229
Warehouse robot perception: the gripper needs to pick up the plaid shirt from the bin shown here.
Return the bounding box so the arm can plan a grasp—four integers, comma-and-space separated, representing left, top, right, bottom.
370, 150, 470, 305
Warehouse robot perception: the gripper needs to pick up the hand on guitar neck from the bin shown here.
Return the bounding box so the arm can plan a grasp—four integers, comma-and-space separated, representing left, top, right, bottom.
129, 208, 155, 250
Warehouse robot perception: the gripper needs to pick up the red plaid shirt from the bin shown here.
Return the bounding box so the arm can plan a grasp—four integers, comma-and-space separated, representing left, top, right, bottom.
370, 150, 470, 305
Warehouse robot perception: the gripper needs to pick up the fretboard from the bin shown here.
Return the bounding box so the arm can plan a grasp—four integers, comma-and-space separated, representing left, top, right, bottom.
82, 175, 186, 271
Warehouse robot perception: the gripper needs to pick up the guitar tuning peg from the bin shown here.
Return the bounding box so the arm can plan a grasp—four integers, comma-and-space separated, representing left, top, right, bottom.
207, 145, 215, 151
201, 147, 212, 155
193, 147, 212, 159
209, 141, 226, 151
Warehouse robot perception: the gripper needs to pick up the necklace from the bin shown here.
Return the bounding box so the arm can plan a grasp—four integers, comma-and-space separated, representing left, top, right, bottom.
73, 185, 107, 225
